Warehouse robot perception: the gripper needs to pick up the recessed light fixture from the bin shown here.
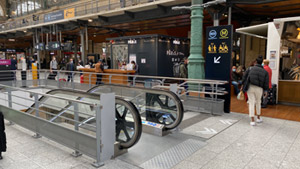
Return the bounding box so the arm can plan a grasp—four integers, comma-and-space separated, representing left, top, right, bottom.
8, 39, 15, 42
93, 34, 96, 37
88, 19, 93, 22
137, 31, 141, 34
23, 30, 27, 33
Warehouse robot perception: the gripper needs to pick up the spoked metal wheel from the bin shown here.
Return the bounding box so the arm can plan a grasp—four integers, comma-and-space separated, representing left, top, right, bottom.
115, 99, 142, 149
146, 93, 183, 130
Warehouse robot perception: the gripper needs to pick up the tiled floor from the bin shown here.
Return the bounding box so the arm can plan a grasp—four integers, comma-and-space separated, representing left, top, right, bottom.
173, 114, 300, 169
2, 113, 300, 169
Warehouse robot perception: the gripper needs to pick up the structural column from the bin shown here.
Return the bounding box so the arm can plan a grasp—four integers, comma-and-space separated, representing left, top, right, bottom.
188, 0, 205, 80
80, 29, 86, 65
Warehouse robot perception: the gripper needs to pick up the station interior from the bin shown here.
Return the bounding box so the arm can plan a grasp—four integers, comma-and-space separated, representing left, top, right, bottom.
0, 0, 300, 169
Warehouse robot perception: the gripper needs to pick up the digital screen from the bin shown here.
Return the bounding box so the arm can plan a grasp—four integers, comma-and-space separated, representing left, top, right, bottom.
48, 42, 61, 50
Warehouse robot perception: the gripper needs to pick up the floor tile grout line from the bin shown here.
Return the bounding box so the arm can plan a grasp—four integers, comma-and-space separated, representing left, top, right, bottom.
277, 122, 300, 169
242, 120, 288, 169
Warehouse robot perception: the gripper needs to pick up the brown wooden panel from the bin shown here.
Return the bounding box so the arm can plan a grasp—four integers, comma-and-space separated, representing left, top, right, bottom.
278, 81, 300, 104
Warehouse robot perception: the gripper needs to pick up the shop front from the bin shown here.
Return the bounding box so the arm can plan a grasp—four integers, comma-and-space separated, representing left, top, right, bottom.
237, 17, 300, 105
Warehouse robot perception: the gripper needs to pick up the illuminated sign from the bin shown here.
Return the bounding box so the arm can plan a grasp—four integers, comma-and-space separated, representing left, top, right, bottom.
128, 39, 137, 44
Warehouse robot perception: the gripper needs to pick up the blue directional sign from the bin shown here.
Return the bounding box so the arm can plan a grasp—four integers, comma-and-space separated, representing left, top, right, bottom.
205, 25, 233, 113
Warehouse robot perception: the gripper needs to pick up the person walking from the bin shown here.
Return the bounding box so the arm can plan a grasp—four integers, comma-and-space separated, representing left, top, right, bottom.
66, 58, 75, 82
95, 59, 104, 85
49, 56, 58, 80
0, 112, 7, 160
242, 56, 269, 126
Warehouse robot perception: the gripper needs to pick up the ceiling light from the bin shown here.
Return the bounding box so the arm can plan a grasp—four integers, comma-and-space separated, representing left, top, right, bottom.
93, 34, 96, 37
23, 30, 27, 33
137, 31, 140, 34
8, 39, 15, 42
88, 19, 93, 22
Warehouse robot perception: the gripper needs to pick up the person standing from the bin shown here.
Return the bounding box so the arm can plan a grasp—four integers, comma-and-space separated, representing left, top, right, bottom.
179, 57, 189, 95
95, 59, 104, 85
263, 59, 272, 89
179, 57, 188, 78
231, 66, 242, 95
242, 56, 269, 126
0, 112, 6, 160
49, 56, 58, 80
20, 57, 27, 87
66, 58, 75, 82
10, 57, 17, 80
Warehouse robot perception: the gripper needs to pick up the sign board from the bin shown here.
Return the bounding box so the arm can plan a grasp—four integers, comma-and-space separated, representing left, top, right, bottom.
44, 11, 64, 23
205, 25, 233, 113
48, 42, 61, 50
35, 43, 45, 51
0, 60, 11, 65
64, 8, 75, 19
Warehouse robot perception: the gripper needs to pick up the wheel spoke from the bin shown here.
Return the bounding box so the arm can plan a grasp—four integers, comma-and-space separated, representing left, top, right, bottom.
123, 128, 131, 141
122, 107, 128, 119
116, 108, 122, 119
124, 121, 135, 128
165, 96, 169, 106
116, 127, 121, 140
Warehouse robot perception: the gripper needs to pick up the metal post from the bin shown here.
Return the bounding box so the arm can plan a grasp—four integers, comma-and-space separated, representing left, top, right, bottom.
92, 104, 104, 168
57, 71, 60, 88
7, 88, 14, 125
133, 76, 136, 86
228, 6, 232, 25
71, 73, 75, 90
188, 0, 205, 86
109, 75, 112, 84
33, 93, 42, 138
89, 74, 92, 88
72, 102, 83, 157
80, 29, 86, 65
213, 13, 219, 26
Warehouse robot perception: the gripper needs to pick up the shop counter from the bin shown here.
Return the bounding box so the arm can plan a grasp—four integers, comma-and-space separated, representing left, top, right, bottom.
79, 68, 135, 85
278, 80, 300, 104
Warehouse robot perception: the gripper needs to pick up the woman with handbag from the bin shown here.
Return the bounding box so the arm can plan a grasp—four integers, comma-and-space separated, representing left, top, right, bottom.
241, 56, 269, 126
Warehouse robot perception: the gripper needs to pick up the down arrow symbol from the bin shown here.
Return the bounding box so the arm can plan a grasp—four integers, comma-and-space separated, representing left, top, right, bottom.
214, 56, 221, 64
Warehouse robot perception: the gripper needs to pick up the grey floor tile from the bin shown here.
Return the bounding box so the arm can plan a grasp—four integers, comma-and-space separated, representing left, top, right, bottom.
172, 160, 201, 169
185, 149, 217, 167
203, 139, 231, 153
280, 161, 300, 169
245, 157, 280, 169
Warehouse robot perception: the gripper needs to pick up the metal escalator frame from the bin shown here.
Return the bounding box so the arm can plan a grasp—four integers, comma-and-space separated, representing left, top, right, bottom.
25, 88, 142, 149
87, 83, 184, 130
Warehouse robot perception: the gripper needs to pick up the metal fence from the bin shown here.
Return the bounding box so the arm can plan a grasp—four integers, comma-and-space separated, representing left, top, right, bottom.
1, 0, 160, 33
0, 83, 115, 167
0, 69, 228, 114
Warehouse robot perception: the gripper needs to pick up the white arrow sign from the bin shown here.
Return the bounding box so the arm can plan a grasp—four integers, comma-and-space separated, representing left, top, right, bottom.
196, 127, 218, 135
214, 56, 221, 64
220, 120, 233, 125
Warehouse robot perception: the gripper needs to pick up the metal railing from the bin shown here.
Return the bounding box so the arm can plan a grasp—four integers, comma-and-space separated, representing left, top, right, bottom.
1, 0, 160, 33
0, 69, 228, 114
0, 83, 115, 167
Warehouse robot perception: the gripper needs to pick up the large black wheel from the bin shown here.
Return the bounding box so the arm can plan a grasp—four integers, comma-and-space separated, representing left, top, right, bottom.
115, 99, 142, 149
146, 94, 183, 130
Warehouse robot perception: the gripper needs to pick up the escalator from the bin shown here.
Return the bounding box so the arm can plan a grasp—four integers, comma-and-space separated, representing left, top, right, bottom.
25, 89, 142, 149
88, 84, 184, 130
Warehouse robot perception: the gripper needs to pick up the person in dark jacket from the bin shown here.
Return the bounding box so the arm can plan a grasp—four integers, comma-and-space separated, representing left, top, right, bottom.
0, 112, 6, 159
242, 56, 269, 126
66, 58, 75, 82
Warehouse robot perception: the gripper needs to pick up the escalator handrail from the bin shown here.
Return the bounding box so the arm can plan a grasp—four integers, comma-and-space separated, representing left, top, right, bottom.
87, 84, 184, 130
